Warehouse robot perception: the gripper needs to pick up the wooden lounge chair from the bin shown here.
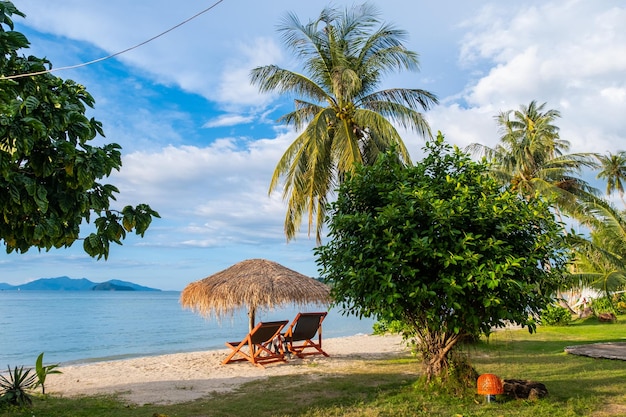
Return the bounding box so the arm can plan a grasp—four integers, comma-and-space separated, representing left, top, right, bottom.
222, 320, 289, 368
283, 312, 329, 358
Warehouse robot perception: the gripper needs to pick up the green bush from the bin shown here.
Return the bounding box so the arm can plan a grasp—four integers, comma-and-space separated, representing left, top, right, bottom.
591, 296, 615, 314
0, 352, 61, 410
372, 318, 408, 335
540, 304, 572, 326
0, 365, 37, 407
611, 292, 626, 313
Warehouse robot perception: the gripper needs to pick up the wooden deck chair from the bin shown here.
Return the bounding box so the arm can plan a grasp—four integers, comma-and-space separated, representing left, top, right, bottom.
283, 312, 329, 358
222, 320, 288, 368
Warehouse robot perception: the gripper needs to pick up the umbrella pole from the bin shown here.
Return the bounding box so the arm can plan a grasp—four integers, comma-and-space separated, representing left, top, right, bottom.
248, 308, 255, 333
248, 308, 256, 354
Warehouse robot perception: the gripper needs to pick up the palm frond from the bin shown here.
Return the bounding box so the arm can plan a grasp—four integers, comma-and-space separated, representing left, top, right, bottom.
330, 117, 362, 174
250, 66, 328, 103
576, 198, 626, 234
278, 100, 325, 130
353, 109, 411, 164
357, 24, 419, 76
360, 88, 437, 111
544, 153, 600, 170
278, 109, 338, 242
359, 90, 437, 137
466, 142, 511, 166
567, 203, 626, 294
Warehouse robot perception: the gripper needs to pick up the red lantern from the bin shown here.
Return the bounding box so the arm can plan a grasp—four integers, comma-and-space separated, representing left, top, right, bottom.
477, 373, 503, 403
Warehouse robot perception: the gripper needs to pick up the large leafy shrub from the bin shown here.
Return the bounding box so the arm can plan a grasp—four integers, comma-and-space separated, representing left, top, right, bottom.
316, 134, 571, 382
541, 304, 572, 326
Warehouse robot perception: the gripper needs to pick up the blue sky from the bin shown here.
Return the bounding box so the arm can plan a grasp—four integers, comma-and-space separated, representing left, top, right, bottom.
1, 0, 625, 290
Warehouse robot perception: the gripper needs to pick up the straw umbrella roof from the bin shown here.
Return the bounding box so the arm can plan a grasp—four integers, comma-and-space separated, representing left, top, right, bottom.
180, 258, 331, 331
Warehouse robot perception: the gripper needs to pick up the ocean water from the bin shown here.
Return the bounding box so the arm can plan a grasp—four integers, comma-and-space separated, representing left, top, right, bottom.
0, 291, 375, 367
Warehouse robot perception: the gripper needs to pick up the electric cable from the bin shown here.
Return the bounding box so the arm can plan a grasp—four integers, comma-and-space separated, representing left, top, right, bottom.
0, 0, 225, 80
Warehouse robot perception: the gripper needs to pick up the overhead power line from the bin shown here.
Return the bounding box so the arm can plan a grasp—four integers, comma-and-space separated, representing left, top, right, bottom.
0, 0, 225, 80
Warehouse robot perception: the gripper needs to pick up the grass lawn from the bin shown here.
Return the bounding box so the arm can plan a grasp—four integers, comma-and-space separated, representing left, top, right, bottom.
2, 316, 626, 417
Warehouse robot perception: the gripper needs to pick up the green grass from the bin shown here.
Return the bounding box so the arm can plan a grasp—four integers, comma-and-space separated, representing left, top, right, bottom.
3, 316, 626, 417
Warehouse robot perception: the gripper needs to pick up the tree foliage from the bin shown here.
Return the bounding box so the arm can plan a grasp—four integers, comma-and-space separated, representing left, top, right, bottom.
316, 134, 570, 381
467, 101, 598, 216
0, 2, 159, 259
251, 3, 437, 243
568, 197, 626, 295
596, 150, 626, 207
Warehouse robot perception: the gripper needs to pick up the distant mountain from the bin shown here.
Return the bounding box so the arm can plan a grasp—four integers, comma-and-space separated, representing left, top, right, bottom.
102, 279, 160, 292
91, 282, 135, 291
0, 276, 161, 291
12, 277, 96, 291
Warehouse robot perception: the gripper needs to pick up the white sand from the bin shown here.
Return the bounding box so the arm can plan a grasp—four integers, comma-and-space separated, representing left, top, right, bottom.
48, 334, 407, 405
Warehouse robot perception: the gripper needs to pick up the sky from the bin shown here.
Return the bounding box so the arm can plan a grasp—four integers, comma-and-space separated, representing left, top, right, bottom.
1, 0, 625, 290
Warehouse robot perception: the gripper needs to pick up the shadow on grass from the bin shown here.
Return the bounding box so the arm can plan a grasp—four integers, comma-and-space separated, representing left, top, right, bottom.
201, 363, 422, 417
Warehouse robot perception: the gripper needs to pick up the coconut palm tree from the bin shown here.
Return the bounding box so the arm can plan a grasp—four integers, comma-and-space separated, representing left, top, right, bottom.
596, 151, 626, 207
250, 4, 438, 243
467, 101, 598, 215
568, 197, 626, 296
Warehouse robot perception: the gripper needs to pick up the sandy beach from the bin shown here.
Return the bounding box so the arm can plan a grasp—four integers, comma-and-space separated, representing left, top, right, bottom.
47, 334, 407, 405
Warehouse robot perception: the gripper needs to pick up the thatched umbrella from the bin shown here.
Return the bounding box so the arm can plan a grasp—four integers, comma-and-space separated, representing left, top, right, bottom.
180, 258, 331, 332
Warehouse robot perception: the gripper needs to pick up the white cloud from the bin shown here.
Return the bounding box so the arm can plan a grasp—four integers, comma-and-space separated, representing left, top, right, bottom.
216, 37, 284, 105
203, 114, 254, 128
601, 86, 626, 104
429, 104, 499, 149
108, 130, 295, 247
445, 0, 626, 155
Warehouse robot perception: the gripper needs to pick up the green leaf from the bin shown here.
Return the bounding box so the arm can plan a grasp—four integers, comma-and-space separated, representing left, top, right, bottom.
21, 95, 40, 113
34, 352, 61, 394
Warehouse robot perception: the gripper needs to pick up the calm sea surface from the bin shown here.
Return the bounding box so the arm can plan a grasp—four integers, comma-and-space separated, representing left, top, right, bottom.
0, 291, 375, 367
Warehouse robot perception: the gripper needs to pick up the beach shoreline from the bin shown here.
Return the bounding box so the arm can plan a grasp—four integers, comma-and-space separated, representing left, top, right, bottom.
47, 333, 408, 405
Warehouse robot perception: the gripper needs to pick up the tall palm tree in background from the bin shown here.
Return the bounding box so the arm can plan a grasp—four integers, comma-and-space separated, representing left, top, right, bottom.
467, 101, 598, 216
596, 151, 626, 207
250, 3, 438, 243
570, 151, 626, 301
568, 197, 626, 296
468, 101, 626, 306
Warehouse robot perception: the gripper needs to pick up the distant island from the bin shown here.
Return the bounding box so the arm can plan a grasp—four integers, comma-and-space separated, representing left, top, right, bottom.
0, 276, 161, 291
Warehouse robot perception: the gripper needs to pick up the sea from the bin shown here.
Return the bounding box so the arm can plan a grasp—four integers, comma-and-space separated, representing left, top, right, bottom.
0, 291, 375, 367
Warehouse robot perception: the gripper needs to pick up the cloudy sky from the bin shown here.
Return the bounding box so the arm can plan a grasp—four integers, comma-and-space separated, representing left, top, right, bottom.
1, 0, 624, 290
